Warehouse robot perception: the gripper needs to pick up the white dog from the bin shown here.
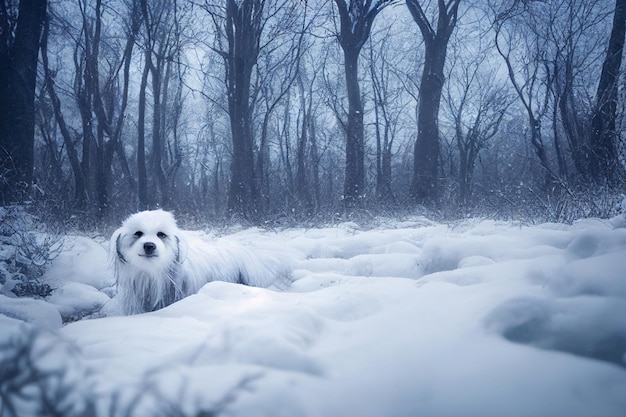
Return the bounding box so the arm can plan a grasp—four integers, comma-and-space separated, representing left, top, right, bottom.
110, 210, 291, 315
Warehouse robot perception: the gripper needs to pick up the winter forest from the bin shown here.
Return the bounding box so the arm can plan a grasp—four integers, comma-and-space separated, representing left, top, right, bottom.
2, 1, 626, 416
0, 0, 624, 225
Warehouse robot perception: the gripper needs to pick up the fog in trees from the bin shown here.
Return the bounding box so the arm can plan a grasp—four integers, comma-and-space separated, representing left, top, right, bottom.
1, 0, 625, 224
0, 0, 47, 204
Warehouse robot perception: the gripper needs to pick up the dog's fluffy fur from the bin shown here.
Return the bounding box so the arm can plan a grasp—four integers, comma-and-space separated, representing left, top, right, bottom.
111, 210, 290, 315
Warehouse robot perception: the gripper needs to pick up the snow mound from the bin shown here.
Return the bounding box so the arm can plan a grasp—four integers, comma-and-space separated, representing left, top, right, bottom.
486, 296, 626, 367
43, 235, 113, 291
46, 281, 111, 322
0, 294, 62, 329
2, 217, 626, 416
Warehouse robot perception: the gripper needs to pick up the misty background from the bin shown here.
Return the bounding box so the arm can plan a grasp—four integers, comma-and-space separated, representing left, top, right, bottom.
0, 0, 624, 226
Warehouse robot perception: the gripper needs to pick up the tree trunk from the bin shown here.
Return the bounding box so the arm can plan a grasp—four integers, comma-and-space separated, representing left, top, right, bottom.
589, 0, 625, 185
296, 77, 314, 210
90, 0, 111, 213
343, 47, 366, 207
113, 0, 142, 195
309, 110, 321, 210
224, 0, 262, 220
137, 56, 150, 209
0, 0, 47, 203
372, 74, 393, 203
227, 55, 259, 218
406, 0, 461, 204
494, 13, 556, 187
411, 53, 445, 201
529, 115, 554, 186
333, 0, 395, 208
458, 141, 470, 205
41, 14, 88, 206
149, 56, 169, 206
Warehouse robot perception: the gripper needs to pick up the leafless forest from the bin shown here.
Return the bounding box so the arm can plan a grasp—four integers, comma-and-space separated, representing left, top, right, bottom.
1, 0, 624, 225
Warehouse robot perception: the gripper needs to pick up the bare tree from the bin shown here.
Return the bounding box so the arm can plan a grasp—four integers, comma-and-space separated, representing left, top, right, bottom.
333, 0, 397, 208
368, 31, 407, 204
0, 0, 47, 204
406, 0, 461, 203
138, 0, 188, 208
293, 54, 323, 213
546, 0, 600, 181
493, 0, 619, 190
295, 71, 316, 211
203, 0, 266, 219
42, 0, 141, 214
522, 0, 617, 186
294, 47, 329, 213
444, 50, 511, 206
493, 2, 556, 186
255, 4, 308, 213
41, 12, 87, 205
203, 0, 306, 220
589, 0, 625, 185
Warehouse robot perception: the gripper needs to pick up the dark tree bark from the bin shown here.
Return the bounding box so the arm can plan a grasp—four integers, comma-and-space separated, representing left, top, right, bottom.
41, 13, 88, 206
256, 11, 306, 214
334, 0, 396, 208
87, 0, 138, 213
554, 56, 583, 180
113, 1, 142, 197
589, 0, 625, 185
137, 56, 150, 209
0, 0, 47, 203
148, 50, 169, 206
40, 0, 140, 214
140, 0, 175, 208
298, 68, 322, 210
85, 0, 115, 212
296, 73, 314, 210
406, 0, 461, 203
223, 0, 264, 219
369, 40, 395, 204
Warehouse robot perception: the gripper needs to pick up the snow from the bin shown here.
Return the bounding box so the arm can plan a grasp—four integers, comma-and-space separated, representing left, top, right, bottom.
43, 235, 114, 291
46, 282, 111, 322
0, 295, 62, 329
2, 216, 626, 416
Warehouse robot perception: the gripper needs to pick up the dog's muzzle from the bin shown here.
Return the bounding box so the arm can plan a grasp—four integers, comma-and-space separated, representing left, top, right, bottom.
142, 241, 157, 257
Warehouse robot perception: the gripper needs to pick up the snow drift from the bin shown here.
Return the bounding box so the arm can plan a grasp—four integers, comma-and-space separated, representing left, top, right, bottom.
1, 216, 626, 417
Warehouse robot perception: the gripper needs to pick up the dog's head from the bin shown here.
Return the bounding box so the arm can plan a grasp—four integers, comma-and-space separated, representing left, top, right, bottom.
112, 210, 181, 274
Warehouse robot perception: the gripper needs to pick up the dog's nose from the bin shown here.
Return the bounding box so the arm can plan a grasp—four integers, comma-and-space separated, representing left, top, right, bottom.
143, 242, 157, 255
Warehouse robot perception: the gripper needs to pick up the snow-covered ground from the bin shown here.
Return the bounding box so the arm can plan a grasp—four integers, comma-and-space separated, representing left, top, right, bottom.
2, 215, 626, 417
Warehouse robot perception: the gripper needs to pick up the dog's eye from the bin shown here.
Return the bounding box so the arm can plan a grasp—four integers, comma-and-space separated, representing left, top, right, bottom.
134, 231, 143, 238
157, 232, 167, 239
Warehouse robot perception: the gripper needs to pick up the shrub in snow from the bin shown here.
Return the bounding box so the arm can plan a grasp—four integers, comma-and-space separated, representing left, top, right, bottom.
0, 206, 61, 298
0, 317, 266, 417
0, 320, 95, 417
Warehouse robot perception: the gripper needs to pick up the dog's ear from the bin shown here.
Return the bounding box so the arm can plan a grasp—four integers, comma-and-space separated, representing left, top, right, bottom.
174, 235, 186, 264
110, 228, 127, 264
116, 234, 127, 264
